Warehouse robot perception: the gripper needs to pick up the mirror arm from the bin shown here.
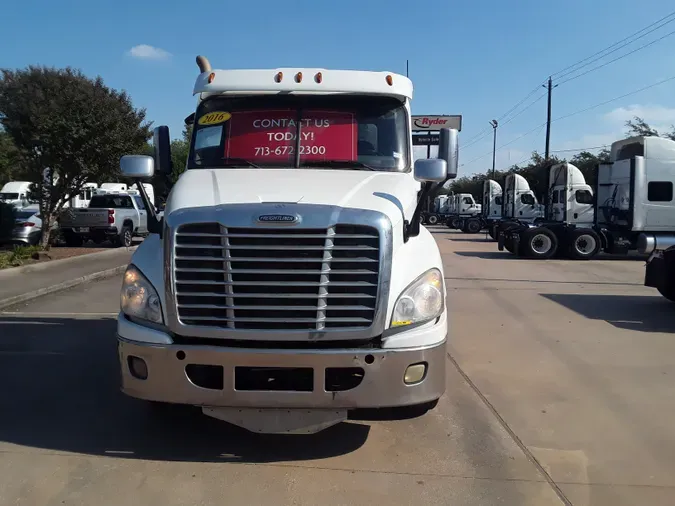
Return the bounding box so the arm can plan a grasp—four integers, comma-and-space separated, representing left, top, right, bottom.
404, 180, 444, 242
134, 178, 162, 237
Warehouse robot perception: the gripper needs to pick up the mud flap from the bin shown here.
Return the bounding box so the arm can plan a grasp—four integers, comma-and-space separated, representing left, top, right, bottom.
497, 232, 505, 251
645, 252, 665, 290
202, 407, 348, 434
513, 233, 521, 257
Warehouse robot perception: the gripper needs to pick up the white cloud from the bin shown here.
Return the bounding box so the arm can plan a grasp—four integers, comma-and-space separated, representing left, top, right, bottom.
555, 104, 675, 157
604, 104, 675, 130
128, 44, 172, 61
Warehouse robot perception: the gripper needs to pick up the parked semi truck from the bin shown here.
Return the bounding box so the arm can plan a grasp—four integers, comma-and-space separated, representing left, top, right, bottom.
500, 135, 675, 260
445, 193, 482, 231
490, 173, 545, 243
0, 181, 33, 208
422, 194, 447, 225
482, 179, 503, 239
115, 55, 457, 434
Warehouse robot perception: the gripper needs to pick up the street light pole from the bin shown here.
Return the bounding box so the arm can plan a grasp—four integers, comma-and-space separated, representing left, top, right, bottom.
490, 120, 498, 179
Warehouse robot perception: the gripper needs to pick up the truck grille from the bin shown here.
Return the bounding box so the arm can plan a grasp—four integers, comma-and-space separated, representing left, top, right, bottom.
173, 223, 380, 331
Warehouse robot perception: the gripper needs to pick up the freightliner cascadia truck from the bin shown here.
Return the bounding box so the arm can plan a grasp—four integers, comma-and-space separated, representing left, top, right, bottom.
115, 55, 459, 434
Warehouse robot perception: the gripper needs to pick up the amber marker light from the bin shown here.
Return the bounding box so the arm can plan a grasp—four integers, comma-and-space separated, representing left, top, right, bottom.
386, 74, 393, 86
275, 72, 283, 83
315, 72, 323, 83
207, 72, 216, 83
295, 72, 303, 83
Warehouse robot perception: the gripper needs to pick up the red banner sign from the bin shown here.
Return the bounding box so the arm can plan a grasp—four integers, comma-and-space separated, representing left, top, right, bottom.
225, 110, 357, 161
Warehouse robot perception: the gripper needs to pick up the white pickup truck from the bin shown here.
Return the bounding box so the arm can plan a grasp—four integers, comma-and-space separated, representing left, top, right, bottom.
114, 55, 459, 434
59, 189, 149, 247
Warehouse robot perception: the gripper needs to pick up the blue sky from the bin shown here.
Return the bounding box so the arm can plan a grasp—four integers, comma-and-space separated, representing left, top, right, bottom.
2, 0, 675, 176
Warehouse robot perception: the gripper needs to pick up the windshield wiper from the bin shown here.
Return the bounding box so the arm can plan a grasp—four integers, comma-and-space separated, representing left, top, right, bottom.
220, 158, 262, 168
305, 160, 377, 171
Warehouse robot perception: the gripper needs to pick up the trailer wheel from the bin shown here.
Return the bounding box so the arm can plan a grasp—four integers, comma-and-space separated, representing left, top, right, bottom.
568, 229, 601, 260
522, 228, 558, 259
465, 218, 481, 234
427, 214, 439, 225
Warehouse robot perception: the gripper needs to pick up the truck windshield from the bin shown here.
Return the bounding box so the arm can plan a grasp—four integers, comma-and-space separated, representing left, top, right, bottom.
189, 95, 409, 172
0, 193, 19, 200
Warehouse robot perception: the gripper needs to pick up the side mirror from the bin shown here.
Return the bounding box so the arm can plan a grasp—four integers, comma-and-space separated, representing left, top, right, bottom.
120, 155, 155, 179
153, 125, 172, 174
437, 128, 459, 179
414, 159, 447, 183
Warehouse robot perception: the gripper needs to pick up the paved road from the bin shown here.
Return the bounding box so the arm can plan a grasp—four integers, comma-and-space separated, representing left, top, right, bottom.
0, 229, 673, 505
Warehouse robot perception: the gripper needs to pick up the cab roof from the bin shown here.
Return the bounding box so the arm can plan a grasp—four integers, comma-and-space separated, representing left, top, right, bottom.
193, 68, 413, 101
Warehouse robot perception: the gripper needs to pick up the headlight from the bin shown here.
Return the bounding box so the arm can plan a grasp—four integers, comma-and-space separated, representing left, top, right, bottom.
391, 268, 444, 328
120, 265, 163, 324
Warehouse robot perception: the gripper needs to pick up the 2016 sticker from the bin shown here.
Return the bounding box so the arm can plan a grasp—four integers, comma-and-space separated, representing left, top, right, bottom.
198, 111, 232, 126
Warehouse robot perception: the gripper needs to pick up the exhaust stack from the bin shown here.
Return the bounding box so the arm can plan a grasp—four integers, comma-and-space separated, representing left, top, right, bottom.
196, 55, 211, 73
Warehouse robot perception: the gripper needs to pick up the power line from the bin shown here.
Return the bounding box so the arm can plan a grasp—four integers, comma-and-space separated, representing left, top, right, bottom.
461, 82, 546, 149
460, 73, 675, 169
499, 92, 548, 128
550, 145, 609, 153
460, 122, 546, 167
555, 17, 675, 81
551, 10, 675, 78
553, 74, 675, 122
558, 27, 675, 86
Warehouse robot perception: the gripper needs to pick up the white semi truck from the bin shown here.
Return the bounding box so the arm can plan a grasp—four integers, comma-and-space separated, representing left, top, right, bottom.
115, 55, 457, 434
445, 193, 482, 232
482, 179, 503, 239
500, 135, 675, 260
0, 181, 33, 208
490, 173, 545, 242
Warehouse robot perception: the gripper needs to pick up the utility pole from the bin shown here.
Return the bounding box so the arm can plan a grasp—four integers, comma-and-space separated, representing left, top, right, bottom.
490, 120, 498, 178
543, 76, 557, 160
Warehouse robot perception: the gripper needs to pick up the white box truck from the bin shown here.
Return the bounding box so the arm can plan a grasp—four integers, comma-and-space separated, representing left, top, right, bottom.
114, 55, 458, 434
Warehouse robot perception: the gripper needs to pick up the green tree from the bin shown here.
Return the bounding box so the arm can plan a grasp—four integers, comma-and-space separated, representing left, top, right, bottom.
625, 116, 675, 140
0, 129, 21, 186
0, 66, 152, 246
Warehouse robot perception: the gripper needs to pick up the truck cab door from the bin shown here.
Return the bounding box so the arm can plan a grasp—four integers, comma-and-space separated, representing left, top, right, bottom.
518, 192, 536, 218
550, 186, 566, 222
571, 186, 594, 225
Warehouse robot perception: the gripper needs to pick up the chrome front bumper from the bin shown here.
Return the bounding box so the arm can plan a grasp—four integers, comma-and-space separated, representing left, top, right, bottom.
118, 335, 446, 410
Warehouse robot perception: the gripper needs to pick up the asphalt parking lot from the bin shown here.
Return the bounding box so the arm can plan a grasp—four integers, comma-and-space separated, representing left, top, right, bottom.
1, 228, 674, 505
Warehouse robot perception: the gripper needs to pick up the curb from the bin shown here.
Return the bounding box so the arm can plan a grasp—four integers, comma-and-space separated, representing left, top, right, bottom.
0, 245, 137, 278
0, 264, 127, 310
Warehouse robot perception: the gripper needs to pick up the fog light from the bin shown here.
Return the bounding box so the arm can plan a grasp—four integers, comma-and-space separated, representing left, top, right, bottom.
404, 363, 427, 385
128, 356, 148, 380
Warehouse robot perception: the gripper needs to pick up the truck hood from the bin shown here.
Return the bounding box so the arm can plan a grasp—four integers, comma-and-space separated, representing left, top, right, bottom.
165, 168, 420, 226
